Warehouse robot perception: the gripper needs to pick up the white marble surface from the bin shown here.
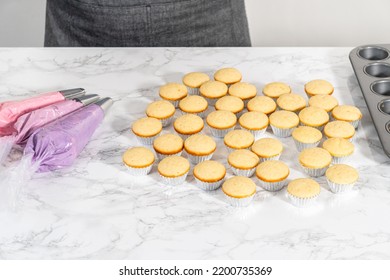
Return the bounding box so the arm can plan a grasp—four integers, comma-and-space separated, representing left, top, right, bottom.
0, 48, 389, 260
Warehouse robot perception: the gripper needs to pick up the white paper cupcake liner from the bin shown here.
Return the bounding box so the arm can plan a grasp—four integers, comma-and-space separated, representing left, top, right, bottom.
156, 150, 183, 161
259, 153, 281, 162
257, 178, 287, 192
162, 99, 181, 108
205, 97, 220, 106
287, 192, 319, 208
270, 125, 295, 138
331, 154, 351, 164
187, 152, 214, 164
160, 115, 174, 127
349, 119, 360, 129
326, 178, 357, 194
176, 129, 203, 140
299, 122, 325, 131
240, 126, 267, 139
209, 126, 235, 138
224, 193, 255, 207
186, 87, 200, 95
229, 165, 256, 177
125, 164, 153, 176
293, 139, 321, 152
300, 164, 329, 177
159, 172, 189, 186
194, 177, 225, 191
135, 133, 161, 146
179, 109, 207, 119
225, 145, 251, 153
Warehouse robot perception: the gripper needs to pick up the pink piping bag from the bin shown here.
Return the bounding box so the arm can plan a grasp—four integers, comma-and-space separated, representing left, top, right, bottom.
0, 94, 100, 165
0, 88, 85, 136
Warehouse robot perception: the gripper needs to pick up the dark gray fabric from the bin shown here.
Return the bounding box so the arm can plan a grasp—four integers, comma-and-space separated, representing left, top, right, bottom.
44, 0, 251, 47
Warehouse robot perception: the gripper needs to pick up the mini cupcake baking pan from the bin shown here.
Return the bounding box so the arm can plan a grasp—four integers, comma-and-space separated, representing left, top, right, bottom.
349, 44, 390, 157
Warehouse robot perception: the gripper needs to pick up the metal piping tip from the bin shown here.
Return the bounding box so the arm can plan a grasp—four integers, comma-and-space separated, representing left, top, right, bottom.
75, 94, 100, 106
60, 88, 86, 99
94, 97, 113, 113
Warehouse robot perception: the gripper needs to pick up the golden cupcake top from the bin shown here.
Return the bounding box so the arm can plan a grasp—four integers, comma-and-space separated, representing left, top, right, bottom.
256, 160, 290, 182
251, 137, 283, 158
332, 105, 362, 122
262, 82, 291, 98
247, 96, 277, 114
322, 137, 354, 157
269, 110, 299, 129
228, 82, 257, 100
179, 95, 208, 113
173, 114, 204, 135
292, 126, 322, 144
214, 68, 242, 85
193, 160, 226, 183
215, 95, 244, 114
305, 79, 334, 96
153, 133, 184, 155
324, 121, 355, 139
182, 72, 210, 88
132, 117, 162, 137
184, 134, 217, 155
206, 110, 237, 129
146, 100, 176, 119
222, 176, 256, 198
276, 93, 307, 112
159, 82, 188, 101
287, 178, 321, 198
308, 95, 338, 112
299, 106, 329, 127
158, 156, 190, 178
200, 81, 228, 99
228, 149, 259, 170
224, 129, 255, 149
239, 111, 269, 130
299, 147, 332, 168
326, 164, 359, 184
123, 147, 155, 168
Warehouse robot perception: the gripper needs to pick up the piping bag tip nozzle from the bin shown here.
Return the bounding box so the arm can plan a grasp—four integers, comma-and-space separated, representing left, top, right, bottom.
75, 94, 100, 106
60, 88, 86, 100
94, 97, 114, 113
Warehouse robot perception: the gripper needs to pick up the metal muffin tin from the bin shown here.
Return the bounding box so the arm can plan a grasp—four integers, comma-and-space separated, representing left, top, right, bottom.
349, 44, 390, 157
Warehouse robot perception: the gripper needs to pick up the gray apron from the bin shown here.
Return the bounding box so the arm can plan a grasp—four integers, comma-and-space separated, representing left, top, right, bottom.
44, 0, 251, 47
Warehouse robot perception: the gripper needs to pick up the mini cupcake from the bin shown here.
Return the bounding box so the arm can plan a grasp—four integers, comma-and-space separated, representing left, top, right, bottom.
146, 100, 176, 127
214, 67, 242, 87
287, 178, 321, 207
304, 79, 334, 98
184, 134, 217, 164
228, 149, 259, 177
123, 147, 155, 176
199, 81, 228, 105
223, 129, 255, 152
173, 114, 204, 139
251, 137, 283, 162
292, 126, 322, 152
238, 111, 269, 139
332, 105, 362, 129
193, 160, 226, 191
255, 160, 289, 192
182, 72, 210, 95
298, 106, 329, 131
157, 155, 190, 186
276, 93, 307, 113
222, 176, 257, 207
269, 110, 299, 137
159, 82, 188, 108
298, 147, 332, 177
215, 95, 244, 116
206, 110, 237, 138
262, 82, 291, 100
324, 121, 355, 141
132, 117, 163, 145
228, 82, 257, 105
178, 95, 208, 118
247, 95, 277, 115
308, 95, 338, 116
322, 137, 354, 164
153, 133, 184, 160
325, 164, 359, 193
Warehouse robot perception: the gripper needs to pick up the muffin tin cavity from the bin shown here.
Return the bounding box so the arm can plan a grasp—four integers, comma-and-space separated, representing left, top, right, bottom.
386, 121, 390, 134
358, 46, 389, 61
364, 63, 390, 78
371, 80, 390, 96
378, 99, 390, 115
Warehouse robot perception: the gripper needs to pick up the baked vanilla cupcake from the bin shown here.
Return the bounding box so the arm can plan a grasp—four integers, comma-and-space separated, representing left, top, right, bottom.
238, 111, 269, 139
153, 133, 184, 160
132, 117, 163, 145
123, 147, 155, 176
332, 105, 362, 129
305, 79, 334, 97
287, 178, 321, 207
184, 134, 217, 164
228, 149, 259, 177
182, 72, 210, 95
299, 106, 329, 131
276, 93, 307, 113
247, 95, 277, 115
173, 114, 204, 139
251, 137, 283, 162
255, 160, 289, 192
199, 81, 228, 105
292, 126, 322, 152
206, 110, 237, 138
269, 110, 299, 137
228, 82, 257, 104
158, 156, 190, 185
322, 137, 354, 164
262, 82, 291, 100
325, 164, 359, 193
324, 121, 355, 141
223, 129, 255, 152
215, 95, 244, 116
214, 68, 242, 87
222, 176, 257, 207
193, 160, 226, 191
146, 100, 176, 127
159, 82, 188, 107
298, 147, 332, 177
309, 95, 338, 115
178, 95, 208, 118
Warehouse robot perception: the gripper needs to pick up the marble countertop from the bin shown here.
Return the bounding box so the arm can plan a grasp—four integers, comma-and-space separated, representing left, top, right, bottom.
0, 47, 389, 260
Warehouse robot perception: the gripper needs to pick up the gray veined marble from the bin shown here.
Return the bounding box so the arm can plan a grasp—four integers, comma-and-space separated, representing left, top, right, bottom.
0, 47, 389, 260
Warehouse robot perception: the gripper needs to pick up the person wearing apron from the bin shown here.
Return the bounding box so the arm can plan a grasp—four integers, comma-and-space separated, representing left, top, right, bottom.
44, 0, 251, 47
